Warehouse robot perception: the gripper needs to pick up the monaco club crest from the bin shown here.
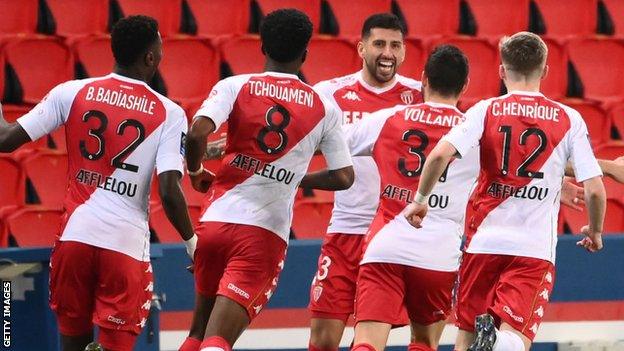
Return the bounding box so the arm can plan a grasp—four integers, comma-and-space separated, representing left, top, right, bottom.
313, 285, 323, 302
401, 90, 414, 104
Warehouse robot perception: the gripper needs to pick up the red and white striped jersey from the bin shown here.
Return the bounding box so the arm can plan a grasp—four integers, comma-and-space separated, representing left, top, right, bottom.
17, 73, 188, 261
443, 91, 602, 263
314, 71, 422, 235
346, 102, 478, 271
194, 72, 352, 243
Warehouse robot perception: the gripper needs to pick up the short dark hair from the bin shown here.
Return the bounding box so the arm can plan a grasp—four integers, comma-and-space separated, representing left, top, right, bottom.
500, 32, 548, 77
361, 13, 406, 39
111, 15, 159, 67
260, 9, 313, 63
425, 45, 469, 97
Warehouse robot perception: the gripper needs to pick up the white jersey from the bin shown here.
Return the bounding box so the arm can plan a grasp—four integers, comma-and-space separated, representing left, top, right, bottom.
444, 91, 602, 263
194, 72, 352, 242
17, 73, 187, 261
346, 102, 478, 271
314, 71, 422, 235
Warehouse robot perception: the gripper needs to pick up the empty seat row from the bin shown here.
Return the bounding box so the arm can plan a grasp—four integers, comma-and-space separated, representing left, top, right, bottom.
3, 35, 624, 114
2, 0, 624, 39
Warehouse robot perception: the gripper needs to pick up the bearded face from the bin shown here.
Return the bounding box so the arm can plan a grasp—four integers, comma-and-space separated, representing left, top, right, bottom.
359, 28, 406, 84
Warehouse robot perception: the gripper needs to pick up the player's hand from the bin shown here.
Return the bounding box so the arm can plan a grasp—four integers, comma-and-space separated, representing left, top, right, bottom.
560, 178, 585, 211
183, 233, 198, 260
576, 225, 603, 252
608, 156, 624, 184
190, 168, 215, 193
404, 202, 428, 229
204, 133, 226, 160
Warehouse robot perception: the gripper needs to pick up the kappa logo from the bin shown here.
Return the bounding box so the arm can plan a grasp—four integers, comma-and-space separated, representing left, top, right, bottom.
253, 305, 263, 314
145, 282, 153, 292
264, 289, 273, 299
400, 90, 414, 104
141, 299, 152, 310
545, 272, 553, 284
313, 285, 323, 302
530, 323, 538, 335
342, 91, 361, 101
137, 317, 147, 328
534, 306, 544, 318
539, 288, 550, 301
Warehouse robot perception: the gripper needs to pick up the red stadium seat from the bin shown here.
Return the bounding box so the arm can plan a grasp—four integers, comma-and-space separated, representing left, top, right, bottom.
0, 156, 25, 208
291, 201, 332, 239
399, 38, 426, 80
4, 38, 73, 104
568, 39, 624, 103
561, 199, 624, 234
149, 204, 202, 243
603, 0, 624, 37
256, 0, 321, 33
0, 0, 38, 36
220, 36, 265, 75
159, 38, 220, 109
303, 38, 360, 84
324, 0, 392, 38
609, 102, 624, 137
0, 51, 4, 101
5, 206, 63, 247
116, 0, 182, 37
436, 38, 500, 109
181, 174, 205, 207
1, 104, 30, 124
46, 0, 108, 37
394, 0, 459, 38
74, 36, 114, 77
541, 38, 568, 100
186, 0, 250, 37
21, 150, 68, 208
534, 0, 597, 38
563, 100, 612, 147
1, 105, 50, 156
49, 126, 67, 152
466, 0, 529, 37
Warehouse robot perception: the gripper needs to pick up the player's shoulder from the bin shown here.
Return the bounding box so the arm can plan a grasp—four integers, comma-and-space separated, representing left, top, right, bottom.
395, 74, 422, 91
548, 98, 583, 125
313, 72, 359, 93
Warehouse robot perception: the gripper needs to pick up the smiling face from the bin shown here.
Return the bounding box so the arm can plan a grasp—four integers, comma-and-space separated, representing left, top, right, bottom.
358, 28, 406, 84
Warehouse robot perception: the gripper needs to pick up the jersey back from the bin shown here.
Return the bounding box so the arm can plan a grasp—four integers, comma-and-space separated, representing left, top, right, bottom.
443, 92, 602, 263
17, 73, 187, 261
194, 72, 352, 242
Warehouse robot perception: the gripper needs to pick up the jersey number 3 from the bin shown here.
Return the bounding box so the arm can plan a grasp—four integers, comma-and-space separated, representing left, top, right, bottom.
79, 110, 146, 173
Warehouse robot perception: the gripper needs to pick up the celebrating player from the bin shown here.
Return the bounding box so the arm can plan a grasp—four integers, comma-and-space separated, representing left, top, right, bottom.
308, 14, 422, 351
180, 9, 354, 351
405, 32, 606, 351
342, 45, 472, 351
0, 16, 196, 351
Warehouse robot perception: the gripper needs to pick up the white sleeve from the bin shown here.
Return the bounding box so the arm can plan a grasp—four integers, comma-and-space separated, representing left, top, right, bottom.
567, 111, 603, 182
319, 104, 353, 170
344, 109, 391, 157
442, 100, 488, 158
193, 77, 239, 130
156, 106, 188, 175
17, 82, 72, 141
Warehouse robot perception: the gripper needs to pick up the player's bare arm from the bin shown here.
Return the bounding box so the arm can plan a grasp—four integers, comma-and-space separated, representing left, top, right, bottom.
158, 170, 198, 258
404, 140, 457, 228
566, 158, 624, 183
299, 166, 355, 191
577, 176, 606, 252
0, 103, 32, 152
204, 134, 226, 160
186, 117, 217, 192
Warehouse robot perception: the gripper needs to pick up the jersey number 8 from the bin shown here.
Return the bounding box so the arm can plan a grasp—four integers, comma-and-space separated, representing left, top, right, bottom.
257, 104, 290, 154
